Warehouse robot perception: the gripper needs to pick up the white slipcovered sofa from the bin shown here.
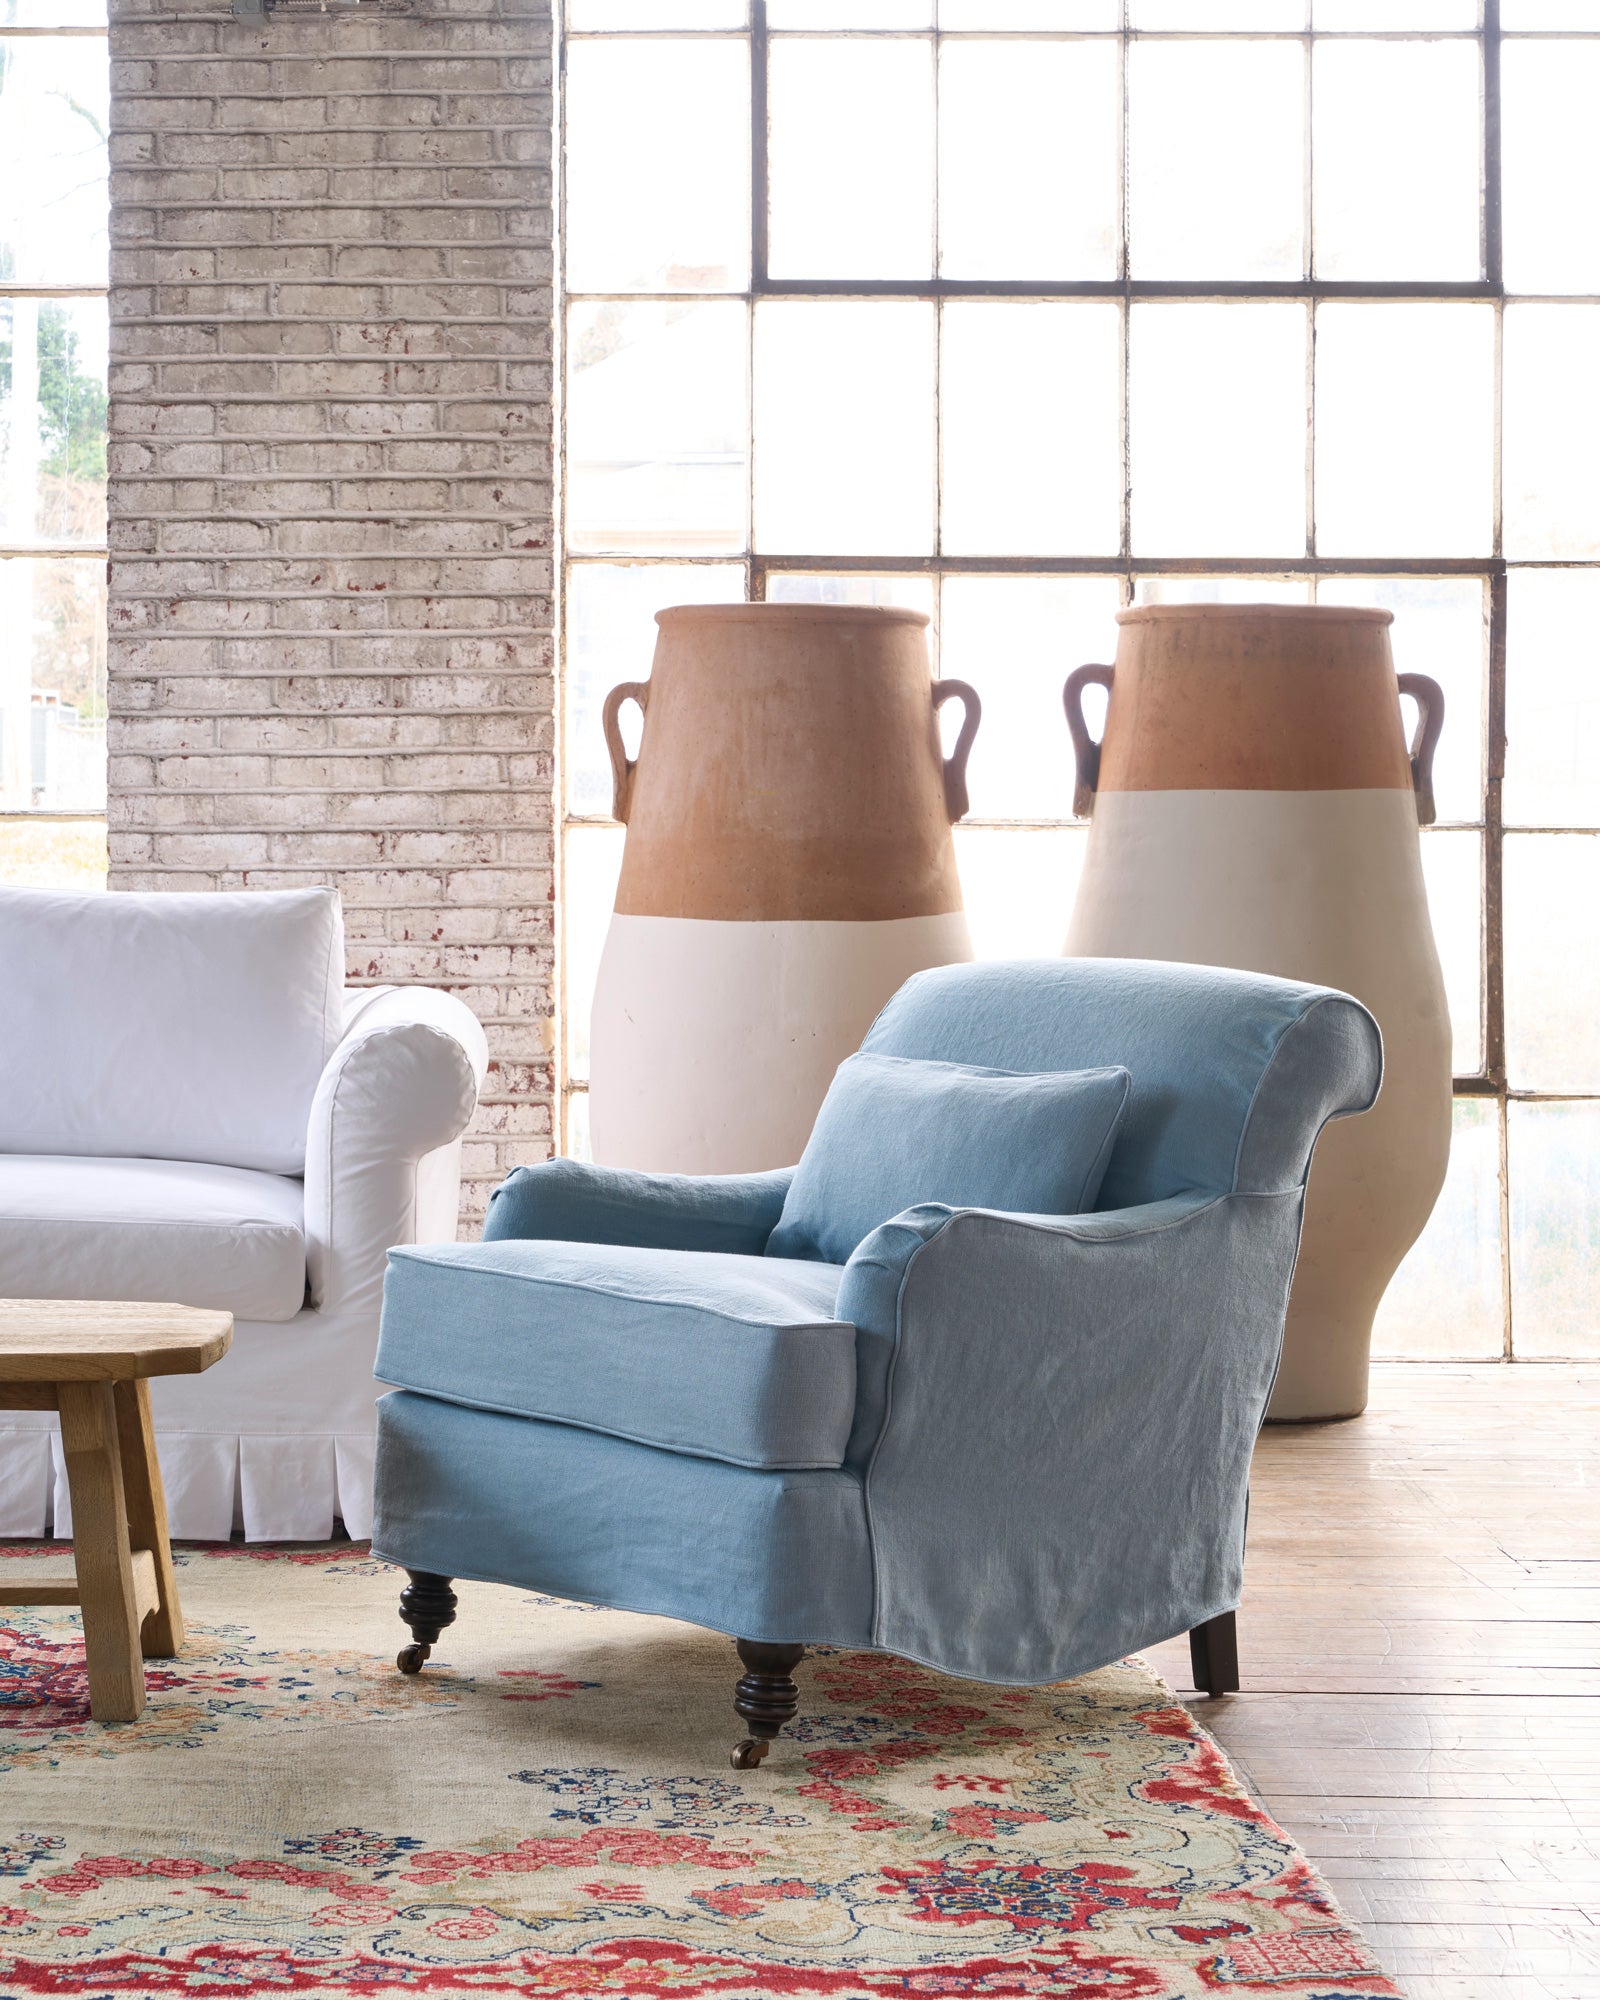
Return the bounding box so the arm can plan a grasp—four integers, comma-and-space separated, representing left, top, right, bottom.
0, 885, 487, 1542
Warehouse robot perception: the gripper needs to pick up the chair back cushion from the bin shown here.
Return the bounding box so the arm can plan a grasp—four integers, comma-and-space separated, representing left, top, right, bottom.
860, 958, 1383, 1208
766, 1052, 1132, 1266
0, 886, 344, 1174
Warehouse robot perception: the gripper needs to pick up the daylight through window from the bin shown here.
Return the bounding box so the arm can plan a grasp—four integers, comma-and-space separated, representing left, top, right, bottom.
560, 0, 1600, 1360
0, 0, 110, 889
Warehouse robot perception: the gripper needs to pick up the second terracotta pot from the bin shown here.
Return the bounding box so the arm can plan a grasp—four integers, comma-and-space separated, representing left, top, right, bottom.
1062, 603, 1452, 1421
589, 603, 979, 1173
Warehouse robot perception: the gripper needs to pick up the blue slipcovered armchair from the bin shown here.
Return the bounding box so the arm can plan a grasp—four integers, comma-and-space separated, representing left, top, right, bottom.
371, 959, 1380, 1765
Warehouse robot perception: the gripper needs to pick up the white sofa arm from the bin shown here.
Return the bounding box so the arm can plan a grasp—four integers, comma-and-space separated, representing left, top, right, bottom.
303, 986, 488, 1313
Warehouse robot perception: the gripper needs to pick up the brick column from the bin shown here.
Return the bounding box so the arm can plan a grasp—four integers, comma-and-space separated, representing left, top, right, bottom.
106, 0, 556, 1229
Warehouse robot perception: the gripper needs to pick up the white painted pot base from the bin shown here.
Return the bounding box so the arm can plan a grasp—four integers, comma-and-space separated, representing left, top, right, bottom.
590, 912, 974, 1175
1066, 788, 1452, 1421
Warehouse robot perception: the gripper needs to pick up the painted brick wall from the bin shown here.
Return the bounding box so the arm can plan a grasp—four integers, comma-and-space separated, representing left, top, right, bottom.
105, 0, 556, 1229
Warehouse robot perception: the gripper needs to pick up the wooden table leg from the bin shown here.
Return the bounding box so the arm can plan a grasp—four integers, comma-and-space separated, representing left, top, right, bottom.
114, 1378, 183, 1657
56, 1381, 145, 1724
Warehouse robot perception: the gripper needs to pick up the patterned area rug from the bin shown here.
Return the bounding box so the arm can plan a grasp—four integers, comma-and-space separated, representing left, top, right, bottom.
0, 1544, 1400, 1998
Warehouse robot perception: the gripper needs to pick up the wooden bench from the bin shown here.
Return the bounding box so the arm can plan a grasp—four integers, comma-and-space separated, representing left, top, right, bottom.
0, 1300, 233, 1722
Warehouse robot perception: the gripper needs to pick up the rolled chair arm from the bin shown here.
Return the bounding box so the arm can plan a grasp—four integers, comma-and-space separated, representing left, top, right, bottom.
838, 1190, 1304, 1684
484, 1156, 795, 1255
305, 987, 488, 1312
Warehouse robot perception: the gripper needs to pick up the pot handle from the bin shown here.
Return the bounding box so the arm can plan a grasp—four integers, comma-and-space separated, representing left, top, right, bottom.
1063, 664, 1115, 818
932, 679, 982, 822
602, 680, 650, 824
1397, 672, 1444, 827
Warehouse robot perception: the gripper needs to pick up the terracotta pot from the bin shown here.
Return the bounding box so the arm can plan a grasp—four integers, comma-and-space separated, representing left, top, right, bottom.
590, 603, 979, 1173
1062, 603, 1450, 1420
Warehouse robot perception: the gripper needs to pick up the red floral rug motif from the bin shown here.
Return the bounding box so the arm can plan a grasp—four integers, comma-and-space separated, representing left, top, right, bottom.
0, 1544, 1403, 1997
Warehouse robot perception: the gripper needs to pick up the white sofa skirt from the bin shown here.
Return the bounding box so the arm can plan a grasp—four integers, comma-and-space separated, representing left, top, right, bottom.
0, 1429, 376, 1543
0, 1307, 387, 1543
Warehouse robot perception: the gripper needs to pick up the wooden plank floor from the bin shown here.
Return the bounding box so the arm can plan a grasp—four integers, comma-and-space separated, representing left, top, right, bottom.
1146, 1362, 1600, 2000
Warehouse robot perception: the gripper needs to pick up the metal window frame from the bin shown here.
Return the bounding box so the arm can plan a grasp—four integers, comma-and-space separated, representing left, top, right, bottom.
0, 13, 111, 830
559, 0, 1600, 1359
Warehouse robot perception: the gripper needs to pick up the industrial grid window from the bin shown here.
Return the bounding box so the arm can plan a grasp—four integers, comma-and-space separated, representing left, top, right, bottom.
559, 0, 1600, 1360
0, 0, 110, 887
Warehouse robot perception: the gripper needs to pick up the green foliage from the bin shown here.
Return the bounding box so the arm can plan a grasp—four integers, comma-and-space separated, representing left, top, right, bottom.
0, 301, 107, 483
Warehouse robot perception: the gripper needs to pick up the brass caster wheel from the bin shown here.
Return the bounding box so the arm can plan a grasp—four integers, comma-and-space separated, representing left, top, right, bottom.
397, 1643, 431, 1676
730, 1737, 769, 1770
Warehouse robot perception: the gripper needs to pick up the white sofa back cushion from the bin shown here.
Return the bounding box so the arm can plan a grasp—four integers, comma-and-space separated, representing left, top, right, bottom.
0, 886, 344, 1174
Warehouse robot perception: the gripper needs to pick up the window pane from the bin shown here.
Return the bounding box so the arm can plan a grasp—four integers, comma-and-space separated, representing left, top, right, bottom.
1315, 304, 1495, 558
939, 41, 1118, 281
0, 36, 108, 286
566, 563, 746, 817
754, 301, 935, 556
1315, 0, 1478, 25
1504, 832, 1600, 1090
1134, 577, 1311, 605
1130, 303, 1307, 557
1504, 570, 1600, 829
768, 40, 932, 280
1420, 828, 1484, 1075
942, 0, 1118, 22
3, 0, 106, 20
1313, 41, 1481, 281
0, 297, 108, 549
566, 300, 747, 555
767, 573, 934, 614
1504, 44, 1600, 295
0, 556, 107, 813
1316, 576, 1486, 827
1129, 42, 1304, 280
564, 41, 748, 293
0, 818, 107, 888
564, 825, 625, 1084
1502, 0, 1600, 23
1372, 1099, 1503, 1361
1133, 0, 1303, 22
1504, 306, 1600, 562
936, 41, 1112, 282
940, 576, 1123, 820
941, 304, 1120, 557
1509, 1101, 1600, 1359
955, 826, 1088, 959
770, 0, 930, 20
569, 0, 745, 22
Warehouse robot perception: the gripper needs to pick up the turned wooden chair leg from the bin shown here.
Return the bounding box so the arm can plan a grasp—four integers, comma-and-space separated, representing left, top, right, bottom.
1189, 1609, 1240, 1697
397, 1570, 457, 1674
730, 1639, 805, 1769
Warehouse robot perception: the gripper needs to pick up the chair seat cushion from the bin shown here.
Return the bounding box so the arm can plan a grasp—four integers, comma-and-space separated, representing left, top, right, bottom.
0, 1155, 308, 1323
377, 1240, 856, 1470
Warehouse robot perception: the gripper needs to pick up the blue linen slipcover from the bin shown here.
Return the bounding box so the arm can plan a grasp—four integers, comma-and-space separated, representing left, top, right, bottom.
378, 1239, 854, 1470
372, 957, 1382, 1689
